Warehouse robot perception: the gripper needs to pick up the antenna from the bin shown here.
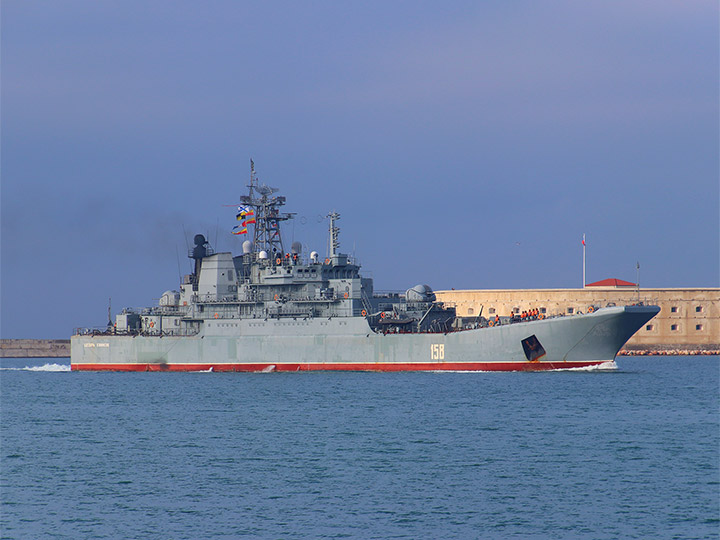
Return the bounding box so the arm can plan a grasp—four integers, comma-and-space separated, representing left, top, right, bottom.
636, 261, 640, 302
181, 223, 191, 272
176, 245, 182, 283
107, 297, 112, 327
582, 234, 586, 288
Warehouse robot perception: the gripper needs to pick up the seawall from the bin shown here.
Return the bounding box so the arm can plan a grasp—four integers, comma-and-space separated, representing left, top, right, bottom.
0, 339, 71, 358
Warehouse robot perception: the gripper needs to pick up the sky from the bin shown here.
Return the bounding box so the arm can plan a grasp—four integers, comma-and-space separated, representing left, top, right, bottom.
1, 0, 718, 339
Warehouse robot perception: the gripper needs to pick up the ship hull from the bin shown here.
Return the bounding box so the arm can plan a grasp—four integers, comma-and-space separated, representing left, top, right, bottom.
71, 305, 659, 372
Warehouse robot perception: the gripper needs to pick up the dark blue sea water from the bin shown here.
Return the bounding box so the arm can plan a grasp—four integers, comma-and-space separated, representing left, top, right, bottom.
1, 357, 718, 539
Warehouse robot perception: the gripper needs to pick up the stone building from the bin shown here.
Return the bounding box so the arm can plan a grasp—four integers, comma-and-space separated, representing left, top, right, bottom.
436, 279, 719, 352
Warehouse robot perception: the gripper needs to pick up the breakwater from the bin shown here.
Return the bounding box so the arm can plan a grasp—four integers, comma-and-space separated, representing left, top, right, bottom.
0, 339, 70, 358
619, 344, 719, 356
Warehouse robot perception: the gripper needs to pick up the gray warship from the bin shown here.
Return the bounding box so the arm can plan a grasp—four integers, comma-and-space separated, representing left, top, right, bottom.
71, 165, 659, 371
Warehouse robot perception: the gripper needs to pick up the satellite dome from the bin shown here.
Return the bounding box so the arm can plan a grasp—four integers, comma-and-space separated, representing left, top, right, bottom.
310, 251, 319, 262
242, 240, 252, 254
291, 241, 302, 254
405, 284, 436, 302
193, 234, 207, 246
159, 290, 180, 307
258, 250, 268, 259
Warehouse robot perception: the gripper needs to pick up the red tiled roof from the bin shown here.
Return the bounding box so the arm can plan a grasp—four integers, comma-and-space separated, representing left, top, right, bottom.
586, 278, 637, 287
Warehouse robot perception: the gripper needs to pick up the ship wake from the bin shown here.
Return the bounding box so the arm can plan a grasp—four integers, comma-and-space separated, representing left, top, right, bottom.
1, 363, 71, 372
552, 360, 618, 372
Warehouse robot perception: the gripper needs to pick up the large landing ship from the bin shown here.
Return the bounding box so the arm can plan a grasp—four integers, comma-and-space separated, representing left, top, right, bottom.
71, 165, 659, 372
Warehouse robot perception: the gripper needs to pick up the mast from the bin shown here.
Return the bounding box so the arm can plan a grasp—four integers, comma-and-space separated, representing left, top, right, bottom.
238, 160, 294, 257
582, 234, 586, 288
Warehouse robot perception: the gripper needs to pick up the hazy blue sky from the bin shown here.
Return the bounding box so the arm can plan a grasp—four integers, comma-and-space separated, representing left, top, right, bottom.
2, 1, 718, 338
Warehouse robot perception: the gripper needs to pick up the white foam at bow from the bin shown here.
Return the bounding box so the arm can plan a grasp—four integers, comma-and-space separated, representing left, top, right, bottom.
558, 360, 618, 372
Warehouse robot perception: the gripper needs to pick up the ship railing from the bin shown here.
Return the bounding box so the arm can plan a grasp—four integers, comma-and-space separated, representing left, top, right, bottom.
117, 306, 188, 316
373, 290, 405, 299
157, 328, 201, 337
74, 327, 114, 336
266, 309, 316, 319
195, 294, 240, 304
74, 327, 202, 337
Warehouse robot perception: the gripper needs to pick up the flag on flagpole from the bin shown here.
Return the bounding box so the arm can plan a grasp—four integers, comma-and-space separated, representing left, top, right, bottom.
582, 234, 586, 246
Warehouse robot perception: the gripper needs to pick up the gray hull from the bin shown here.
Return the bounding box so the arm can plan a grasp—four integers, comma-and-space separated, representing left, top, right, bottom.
71, 305, 659, 372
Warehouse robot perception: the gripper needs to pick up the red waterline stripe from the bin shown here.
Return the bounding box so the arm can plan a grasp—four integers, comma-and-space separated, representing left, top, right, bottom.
71, 361, 607, 372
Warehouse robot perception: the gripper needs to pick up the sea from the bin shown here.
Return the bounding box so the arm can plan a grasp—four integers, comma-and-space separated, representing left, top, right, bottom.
1, 356, 718, 540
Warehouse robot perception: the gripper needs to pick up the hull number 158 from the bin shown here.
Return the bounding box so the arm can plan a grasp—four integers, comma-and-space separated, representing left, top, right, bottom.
431, 344, 445, 360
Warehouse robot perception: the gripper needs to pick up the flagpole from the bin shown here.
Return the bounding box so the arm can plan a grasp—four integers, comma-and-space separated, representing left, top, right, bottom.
582, 234, 586, 288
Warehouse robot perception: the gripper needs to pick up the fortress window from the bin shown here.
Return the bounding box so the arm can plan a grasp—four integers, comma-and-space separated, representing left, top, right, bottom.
488, 308, 495, 314
696, 324, 703, 331
670, 324, 678, 331
670, 306, 678, 313
540, 307, 546, 313
468, 308, 474, 315
695, 306, 703, 313
645, 324, 654, 331
567, 307, 574, 314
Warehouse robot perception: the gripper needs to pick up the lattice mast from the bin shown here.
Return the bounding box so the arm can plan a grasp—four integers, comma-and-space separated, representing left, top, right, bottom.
239, 160, 294, 257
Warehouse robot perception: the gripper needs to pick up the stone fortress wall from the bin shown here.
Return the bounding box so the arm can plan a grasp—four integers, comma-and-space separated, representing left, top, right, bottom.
435, 286, 719, 354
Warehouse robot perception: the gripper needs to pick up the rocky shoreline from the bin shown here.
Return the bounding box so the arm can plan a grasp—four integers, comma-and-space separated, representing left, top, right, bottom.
618, 349, 720, 356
